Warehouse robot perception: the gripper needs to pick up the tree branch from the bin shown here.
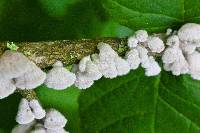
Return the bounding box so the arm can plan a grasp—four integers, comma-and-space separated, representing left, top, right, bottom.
0, 38, 128, 68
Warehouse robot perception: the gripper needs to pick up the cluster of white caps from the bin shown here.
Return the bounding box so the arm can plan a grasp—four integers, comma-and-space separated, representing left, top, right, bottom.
12, 102, 68, 133
0, 23, 200, 95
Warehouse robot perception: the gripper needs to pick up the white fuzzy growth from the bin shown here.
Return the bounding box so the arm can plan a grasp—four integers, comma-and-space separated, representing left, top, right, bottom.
147, 37, 165, 53
125, 49, 141, 70
94, 57, 118, 79
0, 79, 16, 99
0, 50, 31, 79
136, 45, 148, 63
44, 109, 67, 130
127, 36, 138, 48
135, 30, 148, 42
45, 61, 76, 90
178, 23, 200, 43
46, 128, 69, 133
15, 62, 46, 90
180, 42, 196, 54
78, 56, 91, 72
142, 56, 161, 76
162, 47, 178, 64
187, 51, 200, 80
29, 99, 46, 119
74, 72, 94, 89
114, 57, 130, 76
84, 60, 102, 80
97, 42, 118, 61
16, 98, 35, 124
166, 49, 189, 75
11, 121, 36, 133
166, 35, 180, 47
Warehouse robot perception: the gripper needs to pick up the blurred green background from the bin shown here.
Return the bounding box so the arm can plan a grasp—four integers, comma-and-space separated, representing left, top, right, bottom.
0, 0, 132, 41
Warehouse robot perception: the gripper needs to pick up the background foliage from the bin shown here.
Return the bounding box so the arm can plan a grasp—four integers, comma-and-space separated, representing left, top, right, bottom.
0, 0, 200, 132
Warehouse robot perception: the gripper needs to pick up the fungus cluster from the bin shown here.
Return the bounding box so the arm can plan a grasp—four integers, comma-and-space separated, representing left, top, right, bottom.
0, 23, 200, 133
12, 109, 68, 133
162, 23, 200, 80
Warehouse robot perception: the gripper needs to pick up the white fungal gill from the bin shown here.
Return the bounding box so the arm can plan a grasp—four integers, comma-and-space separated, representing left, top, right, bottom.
0, 79, 16, 99
44, 109, 67, 130
16, 98, 35, 124
15, 62, 46, 90
45, 61, 76, 90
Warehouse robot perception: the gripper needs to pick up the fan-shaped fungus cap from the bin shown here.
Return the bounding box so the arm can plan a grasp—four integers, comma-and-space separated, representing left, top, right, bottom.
0, 79, 16, 99
44, 109, 67, 130
135, 30, 148, 42
29, 99, 46, 119
45, 61, 76, 90
178, 23, 200, 43
16, 98, 35, 124
74, 72, 94, 89
15, 62, 46, 90
0, 50, 31, 79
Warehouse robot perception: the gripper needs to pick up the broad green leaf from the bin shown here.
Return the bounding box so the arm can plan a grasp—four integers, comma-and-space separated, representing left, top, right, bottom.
102, 0, 200, 32
78, 69, 200, 133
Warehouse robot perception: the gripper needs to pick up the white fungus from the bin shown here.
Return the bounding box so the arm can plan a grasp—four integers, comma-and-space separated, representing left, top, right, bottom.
187, 51, 200, 80
16, 98, 35, 124
178, 23, 200, 44
11, 121, 36, 133
29, 99, 46, 119
127, 36, 138, 48
135, 30, 148, 42
162, 47, 178, 64
0, 79, 16, 99
166, 28, 172, 36
46, 128, 69, 133
78, 56, 91, 72
0, 50, 31, 79
180, 42, 197, 54
136, 45, 149, 63
74, 72, 94, 89
44, 109, 67, 130
166, 35, 179, 47
45, 61, 76, 90
147, 36, 165, 53
114, 57, 130, 76
142, 56, 161, 76
125, 49, 141, 70
15, 62, 46, 90
84, 60, 102, 80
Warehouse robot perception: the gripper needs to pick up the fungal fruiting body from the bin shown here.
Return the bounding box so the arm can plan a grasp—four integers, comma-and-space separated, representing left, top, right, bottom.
13, 109, 68, 133
0, 79, 16, 99
45, 61, 76, 90
16, 98, 46, 125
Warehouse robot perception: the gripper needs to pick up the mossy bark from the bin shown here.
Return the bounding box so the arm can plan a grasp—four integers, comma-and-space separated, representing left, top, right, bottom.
0, 38, 128, 68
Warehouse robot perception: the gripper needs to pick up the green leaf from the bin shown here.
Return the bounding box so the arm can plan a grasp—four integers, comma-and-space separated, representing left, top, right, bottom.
78, 69, 200, 133
102, 0, 200, 32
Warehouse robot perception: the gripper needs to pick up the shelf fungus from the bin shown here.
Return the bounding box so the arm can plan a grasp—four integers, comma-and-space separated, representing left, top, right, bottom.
45, 61, 76, 90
